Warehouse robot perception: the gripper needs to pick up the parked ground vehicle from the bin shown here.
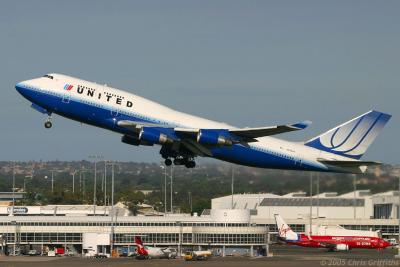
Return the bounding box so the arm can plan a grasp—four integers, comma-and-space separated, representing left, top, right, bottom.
184, 250, 212, 261
28, 250, 39, 256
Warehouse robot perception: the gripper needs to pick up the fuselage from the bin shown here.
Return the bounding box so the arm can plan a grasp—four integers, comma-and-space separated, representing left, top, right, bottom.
15, 73, 360, 172
284, 234, 390, 250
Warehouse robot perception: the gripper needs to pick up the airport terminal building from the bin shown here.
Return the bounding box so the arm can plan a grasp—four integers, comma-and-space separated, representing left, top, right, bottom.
0, 206, 268, 256
1, 189, 400, 256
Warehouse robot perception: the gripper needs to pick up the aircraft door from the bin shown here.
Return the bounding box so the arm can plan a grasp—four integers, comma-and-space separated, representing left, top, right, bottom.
111, 107, 119, 117
293, 153, 302, 167
62, 90, 71, 103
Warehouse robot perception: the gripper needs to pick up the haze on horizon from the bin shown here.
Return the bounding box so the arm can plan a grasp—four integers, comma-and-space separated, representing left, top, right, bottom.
1, 1, 399, 164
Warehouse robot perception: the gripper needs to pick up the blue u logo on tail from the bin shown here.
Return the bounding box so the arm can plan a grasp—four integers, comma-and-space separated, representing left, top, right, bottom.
305, 110, 391, 159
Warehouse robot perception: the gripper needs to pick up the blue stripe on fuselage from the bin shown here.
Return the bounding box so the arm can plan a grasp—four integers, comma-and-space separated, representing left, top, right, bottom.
16, 84, 322, 171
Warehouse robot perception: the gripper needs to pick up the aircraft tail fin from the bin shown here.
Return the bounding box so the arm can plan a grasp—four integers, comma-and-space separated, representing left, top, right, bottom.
135, 236, 143, 246
274, 214, 298, 241
304, 110, 391, 159
135, 236, 147, 255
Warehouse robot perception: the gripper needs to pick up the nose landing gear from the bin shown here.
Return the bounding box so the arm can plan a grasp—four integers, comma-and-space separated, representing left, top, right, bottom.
44, 116, 52, 129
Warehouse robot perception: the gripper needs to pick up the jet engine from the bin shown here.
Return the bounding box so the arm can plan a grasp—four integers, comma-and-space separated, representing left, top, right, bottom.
139, 127, 174, 145
121, 135, 153, 146
196, 129, 232, 146
335, 244, 349, 251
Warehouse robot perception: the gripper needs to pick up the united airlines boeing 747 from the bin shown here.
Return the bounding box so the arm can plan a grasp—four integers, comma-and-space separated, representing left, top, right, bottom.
16, 74, 391, 173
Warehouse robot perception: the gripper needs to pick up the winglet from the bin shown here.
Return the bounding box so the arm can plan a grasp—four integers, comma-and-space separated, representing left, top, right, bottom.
291, 120, 312, 130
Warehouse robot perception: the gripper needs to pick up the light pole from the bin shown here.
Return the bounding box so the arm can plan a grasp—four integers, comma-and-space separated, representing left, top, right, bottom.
50, 170, 58, 194
188, 191, 192, 214
71, 171, 77, 194
89, 155, 103, 215
309, 172, 313, 236
160, 164, 167, 214
231, 165, 235, 209
24, 168, 34, 192
353, 174, 357, 219
79, 170, 82, 195
12, 161, 16, 216
94, 160, 97, 215
316, 173, 320, 218
104, 160, 107, 207
80, 167, 87, 201
170, 165, 173, 213
396, 176, 400, 259
107, 161, 116, 256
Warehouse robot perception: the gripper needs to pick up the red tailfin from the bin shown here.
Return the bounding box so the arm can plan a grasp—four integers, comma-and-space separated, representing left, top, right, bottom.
135, 236, 148, 255
135, 236, 143, 245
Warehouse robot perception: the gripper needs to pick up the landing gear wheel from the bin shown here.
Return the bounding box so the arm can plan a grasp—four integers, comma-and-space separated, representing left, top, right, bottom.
173, 158, 183, 165
44, 121, 52, 129
185, 161, 196, 168
164, 158, 172, 166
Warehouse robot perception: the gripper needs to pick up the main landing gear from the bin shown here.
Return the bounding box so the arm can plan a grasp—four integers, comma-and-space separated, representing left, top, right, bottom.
164, 158, 172, 166
160, 146, 196, 168
164, 157, 196, 168
44, 116, 52, 129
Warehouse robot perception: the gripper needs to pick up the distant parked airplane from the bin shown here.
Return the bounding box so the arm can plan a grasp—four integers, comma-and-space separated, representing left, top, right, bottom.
16, 74, 391, 172
135, 236, 176, 259
274, 214, 390, 251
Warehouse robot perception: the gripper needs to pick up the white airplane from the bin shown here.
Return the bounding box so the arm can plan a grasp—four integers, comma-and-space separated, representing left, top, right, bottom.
15, 73, 391, 173
135, 236, 176, 259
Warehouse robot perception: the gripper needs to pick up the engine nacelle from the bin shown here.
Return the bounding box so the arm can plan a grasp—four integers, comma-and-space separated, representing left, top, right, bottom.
197, 129, 232, 146
121, 135, 153, 146
335, 244, 349, 251
139, 127, 174, 145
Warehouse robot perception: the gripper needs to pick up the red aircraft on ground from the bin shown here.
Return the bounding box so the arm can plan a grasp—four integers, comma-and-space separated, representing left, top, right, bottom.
274, 214, 390, 251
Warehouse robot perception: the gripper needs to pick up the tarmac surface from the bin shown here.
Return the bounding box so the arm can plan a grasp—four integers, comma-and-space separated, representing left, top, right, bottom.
1, 245, 399, 267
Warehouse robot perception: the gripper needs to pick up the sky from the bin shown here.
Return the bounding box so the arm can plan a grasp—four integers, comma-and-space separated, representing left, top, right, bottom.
0, 0, 399, 164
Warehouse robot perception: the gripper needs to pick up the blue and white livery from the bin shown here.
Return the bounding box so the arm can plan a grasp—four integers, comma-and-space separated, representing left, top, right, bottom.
15, 74, 391, 173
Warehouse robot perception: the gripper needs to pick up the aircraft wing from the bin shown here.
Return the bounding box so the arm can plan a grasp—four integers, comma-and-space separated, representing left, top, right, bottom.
227, 121, 311, 141
174, 121, 312, 142
117, 119, 311, 157
118, 120, 311, 141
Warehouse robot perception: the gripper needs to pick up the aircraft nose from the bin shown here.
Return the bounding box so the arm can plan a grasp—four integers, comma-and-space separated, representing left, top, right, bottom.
380, 240, 390, 248
15, 82, 28, 96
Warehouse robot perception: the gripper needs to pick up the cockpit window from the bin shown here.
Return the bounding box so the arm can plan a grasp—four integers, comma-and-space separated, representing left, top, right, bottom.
43, 74, 54, 79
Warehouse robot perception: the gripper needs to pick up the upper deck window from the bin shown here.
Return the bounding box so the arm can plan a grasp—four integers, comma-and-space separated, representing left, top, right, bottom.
43, 74, 54, 79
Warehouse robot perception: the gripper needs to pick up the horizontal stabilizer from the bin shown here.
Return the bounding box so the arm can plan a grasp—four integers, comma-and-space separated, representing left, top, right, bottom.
317, 159, 382, 167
